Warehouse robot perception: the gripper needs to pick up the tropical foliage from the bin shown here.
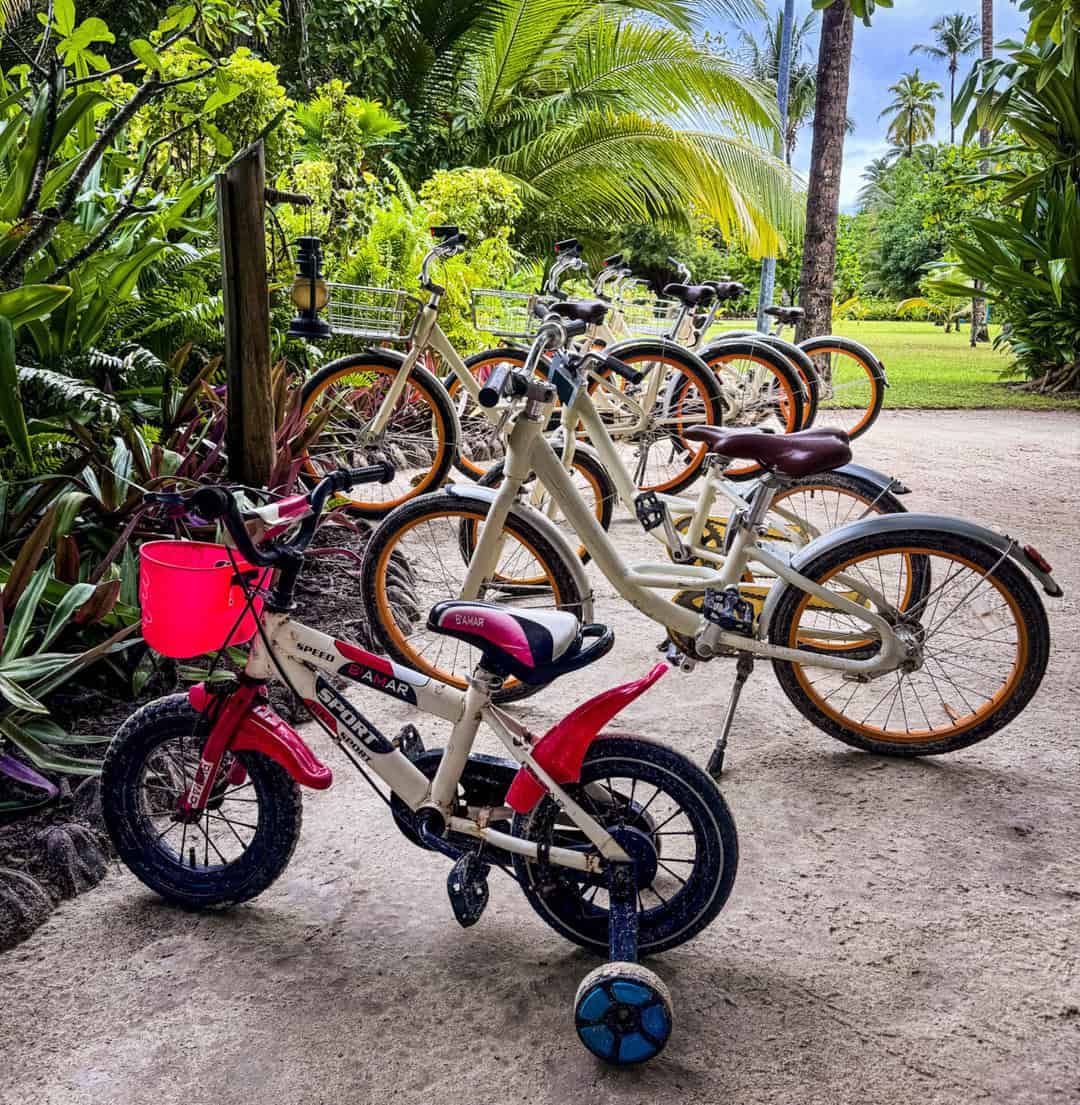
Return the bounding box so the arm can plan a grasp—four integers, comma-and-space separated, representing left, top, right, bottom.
936, 27, 1080, 390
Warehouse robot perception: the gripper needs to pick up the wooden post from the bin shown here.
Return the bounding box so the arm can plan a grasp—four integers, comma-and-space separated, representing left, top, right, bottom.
217, 139, 275, 488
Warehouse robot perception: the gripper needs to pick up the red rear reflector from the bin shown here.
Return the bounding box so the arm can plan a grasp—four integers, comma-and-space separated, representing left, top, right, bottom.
1023, 544, 1053, 573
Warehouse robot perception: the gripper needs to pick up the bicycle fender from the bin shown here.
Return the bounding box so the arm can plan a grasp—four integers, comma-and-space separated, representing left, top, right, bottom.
188, 684, 333, 790
757, 512, 1063, 640
505, 663, 669, 814
834, 462, 911, 496
442, 483, 595, 622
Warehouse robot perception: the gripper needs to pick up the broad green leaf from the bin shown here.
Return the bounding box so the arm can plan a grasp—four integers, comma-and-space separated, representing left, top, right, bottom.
0, 81, 51, 221
24, 622, 138, 701
104, 242, 167, 300
0, 673, 47, 714
53, 491, 90, 536
0, 718, 101, 775
1, 563, 50, 663
40, 582, 96, 652
1048, 258, 1068, 305
0, 315, 30, 464
3, 652, 88, 682
50, 91, 107, 154
0, 284, 72, 328
130, 38, 164, 74
54, 0, 76, 36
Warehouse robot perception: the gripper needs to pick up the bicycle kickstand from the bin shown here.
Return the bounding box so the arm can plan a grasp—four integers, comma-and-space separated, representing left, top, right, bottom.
707, 653, 754, 779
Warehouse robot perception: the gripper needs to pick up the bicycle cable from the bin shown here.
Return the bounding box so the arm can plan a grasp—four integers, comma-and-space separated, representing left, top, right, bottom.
227, 545, 393, 809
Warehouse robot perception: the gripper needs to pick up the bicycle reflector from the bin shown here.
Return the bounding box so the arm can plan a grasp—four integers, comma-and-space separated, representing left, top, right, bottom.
1023, 545, 1053, 574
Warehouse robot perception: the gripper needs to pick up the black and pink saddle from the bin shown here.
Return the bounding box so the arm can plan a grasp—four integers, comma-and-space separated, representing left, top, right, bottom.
426, 601, 613, 685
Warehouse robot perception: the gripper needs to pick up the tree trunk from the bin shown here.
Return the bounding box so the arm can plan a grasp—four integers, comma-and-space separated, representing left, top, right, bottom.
949, 60, 957, 144
795, 1, 855, 345
218, 141, 276, 488
972, 0, 993, 344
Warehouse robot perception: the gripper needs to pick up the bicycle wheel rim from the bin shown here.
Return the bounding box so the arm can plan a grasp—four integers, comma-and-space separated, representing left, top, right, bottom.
787, 546, 1030, 743
706, 351, 802, 478
448, 351, 521, 480
804, 346, 882, 439
301, 361, 452, 511
610, 351, 714, 494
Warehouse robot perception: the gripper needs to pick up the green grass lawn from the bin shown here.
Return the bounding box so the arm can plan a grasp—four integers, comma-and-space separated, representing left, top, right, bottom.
713, 319, 1079, 410
825, 321, 1078, 411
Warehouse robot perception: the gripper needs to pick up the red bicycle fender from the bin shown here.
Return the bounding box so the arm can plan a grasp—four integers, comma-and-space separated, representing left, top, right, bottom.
505, 663, 668, 814
187, 684, 333, 790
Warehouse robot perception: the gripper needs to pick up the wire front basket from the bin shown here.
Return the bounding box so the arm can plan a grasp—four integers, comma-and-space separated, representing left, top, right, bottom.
470, 288, 547, 340
326, 283, 423, 344
618, 291, 682, 338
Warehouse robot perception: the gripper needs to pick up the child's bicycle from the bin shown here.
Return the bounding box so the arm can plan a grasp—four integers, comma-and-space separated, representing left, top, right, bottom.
101, 465, 739, 1066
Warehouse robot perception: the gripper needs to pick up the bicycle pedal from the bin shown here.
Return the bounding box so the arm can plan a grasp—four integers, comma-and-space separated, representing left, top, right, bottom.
634, 491, 666, 532
447, 852, 490, 928
702, 588, 755, 637
394, 724, 425, 763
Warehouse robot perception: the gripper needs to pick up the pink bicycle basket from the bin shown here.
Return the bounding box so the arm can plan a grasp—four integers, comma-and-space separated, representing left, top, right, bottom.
139, 541, 270, 659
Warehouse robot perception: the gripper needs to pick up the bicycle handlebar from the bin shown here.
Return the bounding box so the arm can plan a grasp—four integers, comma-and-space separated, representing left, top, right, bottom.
478, 361, 532, 408
419, 228, 469, 291
147, 464, 395, 569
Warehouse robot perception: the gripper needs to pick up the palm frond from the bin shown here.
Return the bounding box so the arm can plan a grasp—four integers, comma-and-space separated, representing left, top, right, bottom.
15, 366, 123, 428
493, 110, 799, 256
563, 15, 777, 137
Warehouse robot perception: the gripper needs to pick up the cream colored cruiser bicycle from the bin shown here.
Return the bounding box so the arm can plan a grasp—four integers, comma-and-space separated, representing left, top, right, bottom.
361, 315, 1061, 775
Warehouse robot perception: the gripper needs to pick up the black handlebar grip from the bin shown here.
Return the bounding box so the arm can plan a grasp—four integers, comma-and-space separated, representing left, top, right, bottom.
561, 318, 588, 339
341, 462, 395, 487
478, 362, 517, 408
191, 486, 235, 521
600, 353, 644, 385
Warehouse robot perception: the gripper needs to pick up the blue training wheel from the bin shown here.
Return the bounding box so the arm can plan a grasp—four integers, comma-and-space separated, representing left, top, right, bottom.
574, 962, 673, 1065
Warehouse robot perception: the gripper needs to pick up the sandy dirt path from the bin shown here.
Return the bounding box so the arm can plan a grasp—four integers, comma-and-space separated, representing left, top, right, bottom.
2, 410, 1078, 1105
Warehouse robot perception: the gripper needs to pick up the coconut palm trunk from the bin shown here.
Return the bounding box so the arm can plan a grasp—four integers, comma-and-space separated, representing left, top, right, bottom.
971, 0, 993, 345
949, 58, 957, 143
795, 0, 855, 345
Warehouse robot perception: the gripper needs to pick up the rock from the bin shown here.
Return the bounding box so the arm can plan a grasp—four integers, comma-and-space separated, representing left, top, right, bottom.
0, 867, 54, 951
72, 776, 105, 833
32, 823, 108, 900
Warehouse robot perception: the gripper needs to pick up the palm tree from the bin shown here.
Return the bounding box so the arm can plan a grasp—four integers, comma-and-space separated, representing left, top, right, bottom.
910, 12, 980, 143
740, 8, 818, 166
856, 156, 894, 210
878, 69, 943, 156
379, 0, 799, 256
971, 0, 994, 345
795, 0, 856, 342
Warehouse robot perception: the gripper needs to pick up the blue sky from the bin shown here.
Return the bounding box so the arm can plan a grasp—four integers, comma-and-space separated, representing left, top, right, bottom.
710, 1, 1028, 211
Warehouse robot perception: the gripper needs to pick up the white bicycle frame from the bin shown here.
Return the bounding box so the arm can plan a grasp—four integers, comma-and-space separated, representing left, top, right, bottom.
547, 360, 836, 569
359, 296, 680, 450
240, 611, 631, 870
461, 400, 907, 676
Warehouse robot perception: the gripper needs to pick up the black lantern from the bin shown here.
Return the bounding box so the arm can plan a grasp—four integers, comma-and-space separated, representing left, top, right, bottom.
287, 235, 333, 340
